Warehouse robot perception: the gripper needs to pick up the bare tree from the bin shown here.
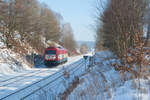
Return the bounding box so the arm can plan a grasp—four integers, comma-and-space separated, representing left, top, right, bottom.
61, 23, 77, 56
14, 0, 41, 41
0, 0, 76, 55
40, 5, 61, 43
0, 0, 16, 47
80, 43, 88, 54
145, 1, 150, 46
96, 0, 148, 57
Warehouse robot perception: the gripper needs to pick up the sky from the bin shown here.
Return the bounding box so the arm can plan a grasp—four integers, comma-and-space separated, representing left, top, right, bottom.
38, 0, 96, 42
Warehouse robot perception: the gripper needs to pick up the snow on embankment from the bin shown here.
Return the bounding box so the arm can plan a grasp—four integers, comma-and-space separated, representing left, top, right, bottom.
0, 41, 33, 75
67, 50, 150, 100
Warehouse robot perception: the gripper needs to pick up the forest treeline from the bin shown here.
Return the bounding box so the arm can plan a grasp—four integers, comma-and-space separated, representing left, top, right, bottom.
96, 0, 150, 54
95, 0, 150, 77
0, 0, 77, 55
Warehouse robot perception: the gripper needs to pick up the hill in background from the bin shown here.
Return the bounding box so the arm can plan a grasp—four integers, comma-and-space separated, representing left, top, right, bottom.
77, 41, 95, 49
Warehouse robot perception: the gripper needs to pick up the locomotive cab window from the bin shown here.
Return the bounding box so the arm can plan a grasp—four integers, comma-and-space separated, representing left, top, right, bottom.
45, 50, 56, 54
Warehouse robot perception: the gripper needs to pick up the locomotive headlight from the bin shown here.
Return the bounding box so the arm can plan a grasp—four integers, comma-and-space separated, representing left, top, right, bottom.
58, 55, 62, 59
45, 55, 50, 60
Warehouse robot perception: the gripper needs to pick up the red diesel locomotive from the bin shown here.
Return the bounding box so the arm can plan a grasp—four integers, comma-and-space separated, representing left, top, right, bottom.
44, 47, 68, 66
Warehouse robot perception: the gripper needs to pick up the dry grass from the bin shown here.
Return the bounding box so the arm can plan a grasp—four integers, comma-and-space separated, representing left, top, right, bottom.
60, 77, 80, 100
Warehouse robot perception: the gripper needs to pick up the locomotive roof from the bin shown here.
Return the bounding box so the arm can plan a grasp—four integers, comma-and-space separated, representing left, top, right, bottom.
46, 46, 66, 50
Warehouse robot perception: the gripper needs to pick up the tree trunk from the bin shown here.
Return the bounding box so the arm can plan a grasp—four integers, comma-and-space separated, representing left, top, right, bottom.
145, 24, 150, 46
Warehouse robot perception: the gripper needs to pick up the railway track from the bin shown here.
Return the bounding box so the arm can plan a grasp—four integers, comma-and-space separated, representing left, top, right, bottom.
0, 58, 82, 87
21, 60, 84, 100
0, 58, 85, 100
0, 70, 41, 83
0, 69, 52, 87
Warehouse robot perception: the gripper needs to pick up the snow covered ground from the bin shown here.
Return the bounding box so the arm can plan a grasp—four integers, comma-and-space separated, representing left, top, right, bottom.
0, 52, 86, 100
67, 50, 150, 100
0, 38, 91, 100
3, 47, 150, 100
0, 48, 30, 74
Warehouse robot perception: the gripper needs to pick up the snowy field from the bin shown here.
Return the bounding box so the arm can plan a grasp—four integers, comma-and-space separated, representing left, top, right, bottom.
67, 51, 150, 100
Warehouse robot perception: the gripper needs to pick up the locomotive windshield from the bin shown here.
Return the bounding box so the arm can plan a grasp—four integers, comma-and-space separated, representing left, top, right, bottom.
45, 50, 56, 54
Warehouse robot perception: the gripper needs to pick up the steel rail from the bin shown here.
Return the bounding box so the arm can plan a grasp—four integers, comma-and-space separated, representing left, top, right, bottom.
0, 59, 83, 100
21, 60, 84, 100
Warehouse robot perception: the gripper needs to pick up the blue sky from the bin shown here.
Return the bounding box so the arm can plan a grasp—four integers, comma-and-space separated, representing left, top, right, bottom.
39, 0, 96, 42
